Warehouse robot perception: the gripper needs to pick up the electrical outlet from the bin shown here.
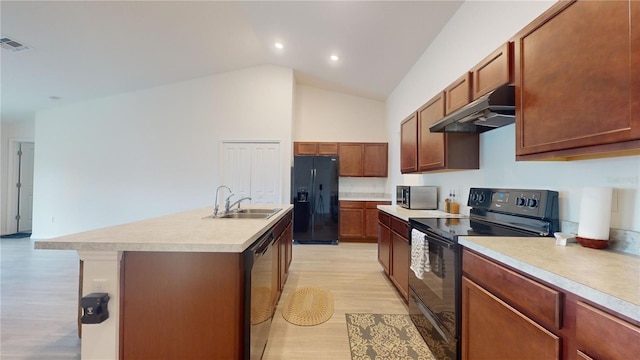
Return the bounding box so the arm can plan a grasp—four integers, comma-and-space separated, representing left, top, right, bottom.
92, 279, 108, 293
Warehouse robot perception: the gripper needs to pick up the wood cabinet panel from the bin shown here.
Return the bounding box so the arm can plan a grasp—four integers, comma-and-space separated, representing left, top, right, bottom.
400, 113, 418, 173
365, 202, 390, 239
515, 0, 640, 159
294, 142, 318, 155
390, 215, 410, 239
471, 42, 513, 100
462, 276, 561, 360
341, 201, 390, 242
445, 72, 472, 115
121, 252, 244, 359
339, 201, 365, 239
463, 249, 562, 330
390, 231, 409, 301
576, 301, 640, 360
632, 0, 640, 128
294, 142, 338, 155
338, 143, 363, 176
418, 93, 446, 170
378, 219, 391, 275
363, 143, 388, 177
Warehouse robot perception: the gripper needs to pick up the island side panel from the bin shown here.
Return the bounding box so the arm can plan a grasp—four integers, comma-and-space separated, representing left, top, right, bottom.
119, 251, 245, 359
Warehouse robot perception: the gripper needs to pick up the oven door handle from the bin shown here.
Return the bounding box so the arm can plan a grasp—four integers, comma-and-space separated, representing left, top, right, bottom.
425, 232, 456, 250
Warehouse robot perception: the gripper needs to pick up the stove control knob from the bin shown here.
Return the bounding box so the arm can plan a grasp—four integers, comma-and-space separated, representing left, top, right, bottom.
478, 193, 486, 202
516, 197, 526, 206
470, 193, 479, 201
527, 198, 538, 208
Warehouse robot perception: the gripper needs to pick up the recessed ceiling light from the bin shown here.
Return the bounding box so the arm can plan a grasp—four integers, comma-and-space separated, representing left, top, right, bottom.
275, 42, 284, 49
48, 96, 61, 101
330, 55, 339, 61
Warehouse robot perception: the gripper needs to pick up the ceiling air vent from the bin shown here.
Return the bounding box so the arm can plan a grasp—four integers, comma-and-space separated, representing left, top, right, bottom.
1, 37, 31, 53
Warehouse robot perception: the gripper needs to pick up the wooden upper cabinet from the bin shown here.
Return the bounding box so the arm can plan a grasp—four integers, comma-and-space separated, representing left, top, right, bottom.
363, 143, 388, 177
418, 93, 446, 170
632, 0, 640, 128
338, 143, 363, 176
471, 42, 514, 100
339, 143, 388, 177
417, 92, 480, 172
445, 72, 472, 115
400, 113, 418, 173
294, 142, 338, 155
515, 0, 640, 160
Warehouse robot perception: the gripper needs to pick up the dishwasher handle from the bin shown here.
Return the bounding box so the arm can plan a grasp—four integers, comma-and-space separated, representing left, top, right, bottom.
252, 231, 274, 257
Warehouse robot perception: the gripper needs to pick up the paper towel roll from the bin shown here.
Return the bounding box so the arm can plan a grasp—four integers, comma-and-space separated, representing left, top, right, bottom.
577, 187, 613, 241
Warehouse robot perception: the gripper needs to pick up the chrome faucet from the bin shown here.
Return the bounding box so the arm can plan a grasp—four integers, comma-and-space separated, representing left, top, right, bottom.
214, 185, 232, 217
227, 196, 252, 212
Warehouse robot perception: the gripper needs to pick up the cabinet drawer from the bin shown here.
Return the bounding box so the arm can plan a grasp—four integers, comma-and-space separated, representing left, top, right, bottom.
390, 216, 409, 239
462, 249, 562, 330
576, 301, 640, 360
378, 211, 390, 227
339, 201, 365, 209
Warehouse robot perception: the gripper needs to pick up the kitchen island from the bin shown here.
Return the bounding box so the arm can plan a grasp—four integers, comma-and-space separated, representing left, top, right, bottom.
35, 205, 293, 360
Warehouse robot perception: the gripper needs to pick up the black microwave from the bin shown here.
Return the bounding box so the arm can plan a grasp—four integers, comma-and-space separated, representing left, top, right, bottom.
396, 185, 437, 209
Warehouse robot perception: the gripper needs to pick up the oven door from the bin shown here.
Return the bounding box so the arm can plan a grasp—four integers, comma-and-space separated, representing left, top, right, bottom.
408, 231, 460, 360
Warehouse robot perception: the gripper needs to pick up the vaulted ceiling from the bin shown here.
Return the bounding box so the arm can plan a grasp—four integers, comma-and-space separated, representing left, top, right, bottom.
1, 1, 463, 122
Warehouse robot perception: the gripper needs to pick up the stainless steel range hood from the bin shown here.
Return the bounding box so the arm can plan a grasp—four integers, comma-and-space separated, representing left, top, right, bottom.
429, 84, 515, 133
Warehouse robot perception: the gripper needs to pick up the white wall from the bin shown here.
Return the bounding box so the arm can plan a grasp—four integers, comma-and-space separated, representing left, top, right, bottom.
32, 64, 294, 238
387, 1, 640, 232
294, 84, 389, 193
1, 118, 35, 234
294, 84, 386, 142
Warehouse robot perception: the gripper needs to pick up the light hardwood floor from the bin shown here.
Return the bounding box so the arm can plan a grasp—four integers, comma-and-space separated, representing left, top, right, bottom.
0, 239, 407, 359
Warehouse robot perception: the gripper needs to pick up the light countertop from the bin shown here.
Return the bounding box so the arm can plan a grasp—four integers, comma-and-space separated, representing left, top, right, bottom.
34, 205, 293, 253
460, 236, 640, 323
377, 204, 466, 221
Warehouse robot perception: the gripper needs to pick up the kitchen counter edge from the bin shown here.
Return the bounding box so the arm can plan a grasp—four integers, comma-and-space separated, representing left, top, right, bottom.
34, 205, 293, 253
459, 236, 640, 323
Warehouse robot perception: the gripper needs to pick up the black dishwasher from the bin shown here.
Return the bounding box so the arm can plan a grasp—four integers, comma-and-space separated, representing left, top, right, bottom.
244, 229, 275, 360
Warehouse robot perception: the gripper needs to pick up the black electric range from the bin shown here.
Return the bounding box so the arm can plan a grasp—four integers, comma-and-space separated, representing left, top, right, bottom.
407, 188, 559, 360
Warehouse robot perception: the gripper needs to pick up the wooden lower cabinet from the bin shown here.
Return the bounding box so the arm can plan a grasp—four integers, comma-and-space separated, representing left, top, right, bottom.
462, 276, 561, 360
340, 201, 390, 242
462, 248, 640, 360
576, 301, 640, 360
377, 210, 409, 302
119, 212, 293, 359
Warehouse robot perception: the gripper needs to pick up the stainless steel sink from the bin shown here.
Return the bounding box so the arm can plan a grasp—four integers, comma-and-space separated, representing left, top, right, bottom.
237, 208, 281, 214
212, 208, 281, 219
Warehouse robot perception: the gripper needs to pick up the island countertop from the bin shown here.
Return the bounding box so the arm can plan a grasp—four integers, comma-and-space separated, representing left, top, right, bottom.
460, 236, 640, 323
34, 204, 293, 253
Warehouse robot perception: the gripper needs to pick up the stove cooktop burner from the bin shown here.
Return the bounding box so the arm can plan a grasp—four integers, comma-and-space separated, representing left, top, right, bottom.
410, 187, 560, 241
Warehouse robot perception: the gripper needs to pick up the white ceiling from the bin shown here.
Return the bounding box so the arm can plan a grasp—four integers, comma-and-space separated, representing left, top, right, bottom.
0, 1, 463, 122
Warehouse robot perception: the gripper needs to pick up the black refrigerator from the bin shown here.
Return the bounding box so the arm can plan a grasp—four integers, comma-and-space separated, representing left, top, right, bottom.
291, 155, 339, 244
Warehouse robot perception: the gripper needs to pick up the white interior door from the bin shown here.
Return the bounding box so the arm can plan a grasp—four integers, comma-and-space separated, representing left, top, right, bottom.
17, 142, 35, 232
221, 142, 281, 205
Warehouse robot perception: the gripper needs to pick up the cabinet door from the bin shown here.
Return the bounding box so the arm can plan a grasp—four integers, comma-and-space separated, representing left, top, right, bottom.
318, 142, 339, 155
294, 142, 318, 155
338, 143, 363, 176
576, 301, 640, 360
400, 113, 418, 173
390, 231, 409, 301
445, 72, 471, 115
378, 221, 391, 275
515, 0, 639, 158
632, 0, 640, 128
462, 277, 560, 360
363, 143, 388, 177
338, 201, 365, 239
365, 202, 390, 239
418, 93, 446, 171
471, 42, 513, 100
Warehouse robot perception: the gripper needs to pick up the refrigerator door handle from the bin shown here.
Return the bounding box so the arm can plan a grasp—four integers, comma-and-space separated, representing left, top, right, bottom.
310, 168, 317, 215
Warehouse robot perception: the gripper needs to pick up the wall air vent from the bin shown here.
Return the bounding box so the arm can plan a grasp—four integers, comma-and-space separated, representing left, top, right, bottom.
1, 37, 31, 53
